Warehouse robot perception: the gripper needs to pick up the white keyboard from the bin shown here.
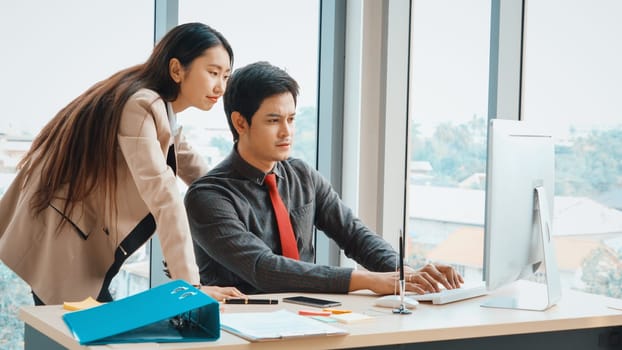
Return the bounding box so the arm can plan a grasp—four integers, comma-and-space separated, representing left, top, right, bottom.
410, 282, 488, 305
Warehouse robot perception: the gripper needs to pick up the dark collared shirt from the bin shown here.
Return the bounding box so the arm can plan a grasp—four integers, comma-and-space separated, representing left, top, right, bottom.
185, 149, 397, 294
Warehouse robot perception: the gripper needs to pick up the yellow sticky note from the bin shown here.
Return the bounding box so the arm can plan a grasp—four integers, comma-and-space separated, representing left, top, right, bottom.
330, 312, 374, 323
63, 296, 102, 311
323, 308, 352, 314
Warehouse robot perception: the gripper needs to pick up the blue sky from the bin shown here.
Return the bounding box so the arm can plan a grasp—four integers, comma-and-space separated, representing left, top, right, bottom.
1, 0, 619, 137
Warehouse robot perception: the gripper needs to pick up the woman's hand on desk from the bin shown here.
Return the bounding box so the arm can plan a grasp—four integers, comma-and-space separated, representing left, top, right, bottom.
199, 285, 245, 301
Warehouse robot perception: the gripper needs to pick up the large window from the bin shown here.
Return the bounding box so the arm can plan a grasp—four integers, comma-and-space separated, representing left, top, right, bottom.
407, 0, 622, 299
522, 0, 622, 297
0, 1, 153, 348
153, 0, 321, 291
406, 0, 491, 281
143, 0, 321, 285
1, 2, 320, 342
176, 0, 320, 168
0, 0, 320, 329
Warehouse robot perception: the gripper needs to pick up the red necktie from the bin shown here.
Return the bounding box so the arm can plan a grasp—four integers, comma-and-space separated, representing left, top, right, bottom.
264, 173, 299, 260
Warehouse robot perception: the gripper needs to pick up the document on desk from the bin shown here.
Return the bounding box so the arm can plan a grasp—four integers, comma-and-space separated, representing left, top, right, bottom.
220, 309, 348, 342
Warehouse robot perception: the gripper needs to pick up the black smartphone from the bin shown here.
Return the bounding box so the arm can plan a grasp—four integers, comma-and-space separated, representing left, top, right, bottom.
282, 296, 342, 308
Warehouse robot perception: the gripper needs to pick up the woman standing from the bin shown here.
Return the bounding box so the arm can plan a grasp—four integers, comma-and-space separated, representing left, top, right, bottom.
0, 22, 243, 305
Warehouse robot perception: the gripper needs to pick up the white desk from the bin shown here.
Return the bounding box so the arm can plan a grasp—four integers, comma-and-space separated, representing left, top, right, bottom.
20, 281, 622, 350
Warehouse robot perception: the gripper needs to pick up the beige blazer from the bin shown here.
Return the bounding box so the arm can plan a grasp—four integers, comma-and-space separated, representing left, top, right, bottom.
0, 89, 208, 304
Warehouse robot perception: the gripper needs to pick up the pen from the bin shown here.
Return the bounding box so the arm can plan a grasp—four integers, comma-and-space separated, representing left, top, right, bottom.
399, 234, 405, 306
223, 298, 278, 305
392, 229, 412, 314
399, 235, 404, 283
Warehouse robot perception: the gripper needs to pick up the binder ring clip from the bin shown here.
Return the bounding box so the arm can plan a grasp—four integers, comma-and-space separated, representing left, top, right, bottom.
178, 291, 197, 300
171, 286, 189, 294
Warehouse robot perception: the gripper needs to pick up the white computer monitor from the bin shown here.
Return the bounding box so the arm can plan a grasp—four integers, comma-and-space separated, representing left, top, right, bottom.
481, 119, 561, 311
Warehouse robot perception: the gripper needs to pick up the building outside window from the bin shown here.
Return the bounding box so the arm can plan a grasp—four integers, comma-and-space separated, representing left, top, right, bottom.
0, 1, 152, 348
407, 0, 491, 283
0, 1, 319, 348
522, 0, 622, 297
407, 0, 622, 299
176, 0, 320, 169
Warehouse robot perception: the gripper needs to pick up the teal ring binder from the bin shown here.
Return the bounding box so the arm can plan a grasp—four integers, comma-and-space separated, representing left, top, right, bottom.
171, 286, 189, 294
179, 291, 198, 299
62, 280, 220, 345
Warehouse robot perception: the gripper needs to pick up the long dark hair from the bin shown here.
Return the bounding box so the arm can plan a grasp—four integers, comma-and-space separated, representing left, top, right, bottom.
19, 22, 233, 219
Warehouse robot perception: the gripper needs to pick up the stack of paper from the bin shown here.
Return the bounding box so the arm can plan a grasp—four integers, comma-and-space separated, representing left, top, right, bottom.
220, 309, 348, 342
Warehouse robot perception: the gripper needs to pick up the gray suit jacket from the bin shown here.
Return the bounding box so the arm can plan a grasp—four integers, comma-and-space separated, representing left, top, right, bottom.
186, 150, 397, 294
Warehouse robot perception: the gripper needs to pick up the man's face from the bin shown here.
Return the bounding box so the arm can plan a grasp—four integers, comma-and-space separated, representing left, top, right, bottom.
236, 92, 296, 173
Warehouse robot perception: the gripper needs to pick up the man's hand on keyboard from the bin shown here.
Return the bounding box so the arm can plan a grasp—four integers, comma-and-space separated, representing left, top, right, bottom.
404, 263, 464, 294
350, 264, 464, 295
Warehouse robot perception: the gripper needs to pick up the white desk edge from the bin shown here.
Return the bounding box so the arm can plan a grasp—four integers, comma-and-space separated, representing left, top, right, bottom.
19, 280, 622, 350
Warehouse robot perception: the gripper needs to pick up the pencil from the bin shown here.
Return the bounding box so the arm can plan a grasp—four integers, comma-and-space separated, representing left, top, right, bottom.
223, 298, 278, 305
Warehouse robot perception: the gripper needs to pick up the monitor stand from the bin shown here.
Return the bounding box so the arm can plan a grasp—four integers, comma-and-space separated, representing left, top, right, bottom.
481, 186, 562, 311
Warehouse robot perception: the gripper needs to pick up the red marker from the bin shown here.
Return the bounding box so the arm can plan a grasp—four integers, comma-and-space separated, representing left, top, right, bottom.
298, 309, 332, 316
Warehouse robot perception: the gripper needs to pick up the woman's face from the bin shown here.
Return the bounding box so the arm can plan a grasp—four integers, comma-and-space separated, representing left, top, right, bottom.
171, 45, 231, 113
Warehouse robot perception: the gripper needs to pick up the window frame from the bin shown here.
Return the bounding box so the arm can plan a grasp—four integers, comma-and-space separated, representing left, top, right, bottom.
150, 0, 529, 281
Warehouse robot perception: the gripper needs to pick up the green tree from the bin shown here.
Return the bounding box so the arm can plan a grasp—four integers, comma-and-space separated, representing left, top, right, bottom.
580, 246, 622, 298
412, 118, 622, 196
0, 263, 32, 349
411, 115, 487, 187
556, 127, 622, 196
